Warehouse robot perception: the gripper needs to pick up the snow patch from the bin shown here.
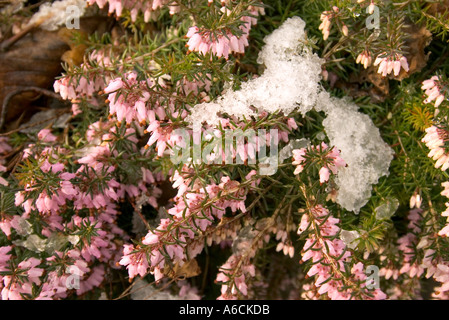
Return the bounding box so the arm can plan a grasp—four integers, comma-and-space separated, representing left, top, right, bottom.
28, 0, 86, 31
188, 17, 393, 213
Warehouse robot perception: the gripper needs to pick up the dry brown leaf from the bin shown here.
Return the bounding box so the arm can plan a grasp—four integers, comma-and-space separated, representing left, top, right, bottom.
0, 29, 70, 128
393, 24, 432, 81
164, 259, 202, 279
333, 67, 388, 103
0, 16, 111, 131
341, 23, 431, 102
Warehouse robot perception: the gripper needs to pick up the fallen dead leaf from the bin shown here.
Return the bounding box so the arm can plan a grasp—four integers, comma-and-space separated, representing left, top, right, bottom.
0, 29, 70, 129
0, 16, 111, 132
341, 22, 431, 102
394, 23, 432, 81
164, 258, 202, 279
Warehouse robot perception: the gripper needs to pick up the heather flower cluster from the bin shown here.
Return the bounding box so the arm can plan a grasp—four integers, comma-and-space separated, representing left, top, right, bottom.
120, 171, 257, 283
292, 142, 346, 184
422, 125, 449, 171
318, 6, 339, 41
298, 205, 386, 300
356, 50, 372, 69
185, 5, 264, 59
422, 76, 447, 108
0, 123, 140, 299
373, 53, 409, 77
87, 0, 179, 21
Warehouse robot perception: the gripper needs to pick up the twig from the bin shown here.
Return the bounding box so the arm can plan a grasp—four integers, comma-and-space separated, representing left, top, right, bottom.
123, 38, 181, 65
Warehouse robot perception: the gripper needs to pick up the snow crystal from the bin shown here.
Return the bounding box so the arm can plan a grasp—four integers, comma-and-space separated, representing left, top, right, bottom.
13, 234, 47, 253
188, 17, 393, 213
13, 233, 67, 253
340, 230, 360, 249
28, 0, 86, 31
279, 138, 310, 164
374, 197, 399, 220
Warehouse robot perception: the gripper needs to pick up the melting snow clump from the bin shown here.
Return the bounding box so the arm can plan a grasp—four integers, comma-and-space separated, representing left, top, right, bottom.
374, 197, 400, 220
316, 93, 394, 213
340, 230, 361, 249
189, 16, 394, 213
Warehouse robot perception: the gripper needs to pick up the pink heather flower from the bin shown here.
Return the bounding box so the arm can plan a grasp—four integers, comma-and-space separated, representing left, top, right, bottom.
409, 193, 422, 209
319, 167, 330, 184
319, 11, 333, 40
186, 27, 248, 59
287, 118, 298, 130
422, 126, 449, 171
356, 50, 372, 69
185, 6, 262, 59
76, 265, 105, 295
341, 24, 348, 37
0, 165, 8, 187
0, 246, 12, 266
142, 232, 159, 245
439, 225, 449, 237
292, 149, 306, 174
171, 164, 195, 197
374, 52, 409, 77
71, 103, 82, 116
422, 76, 446, 108
54, 77, 77, 100
369, 1, 376, 14
88, 0, 176, 22
216, 255, 255, 299
104, 78, 123, 94
357, 0, 376, 14
438, 182, 449, 237
0, 218, 12, 237
146, 120, 174, 157
119, 244, 149, 279
37, 129, 57, 142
